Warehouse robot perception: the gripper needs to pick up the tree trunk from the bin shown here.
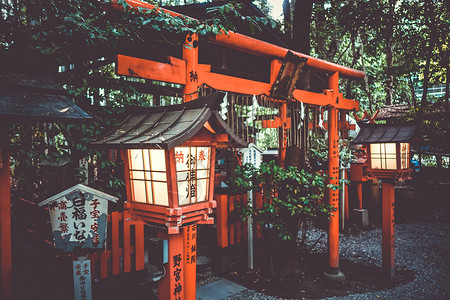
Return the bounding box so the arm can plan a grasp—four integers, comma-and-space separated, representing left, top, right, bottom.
292, 0, 314, 90
358, 33, 374, 113
420, 0, 438, 108
384, 0, 395, 106
408, 75, 417, 109
345, 30, 359, 99
283, 0, 291, 40
445, 62, 449, 117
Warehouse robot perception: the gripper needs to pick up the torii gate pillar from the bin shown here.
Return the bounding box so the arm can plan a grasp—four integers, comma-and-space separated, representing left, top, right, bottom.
324, 72, 345, 282
0, 125, 12, 300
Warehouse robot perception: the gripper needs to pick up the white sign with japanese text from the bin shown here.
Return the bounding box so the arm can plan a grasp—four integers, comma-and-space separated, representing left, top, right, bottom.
39, 184, 118, 252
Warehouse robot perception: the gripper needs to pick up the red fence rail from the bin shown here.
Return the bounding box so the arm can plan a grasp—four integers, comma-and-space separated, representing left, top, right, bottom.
216, 192, 264, 248
87, 211, 146, 280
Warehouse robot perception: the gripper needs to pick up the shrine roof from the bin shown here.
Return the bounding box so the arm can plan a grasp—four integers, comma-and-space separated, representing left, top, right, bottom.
352, 123, 416, 144
93, 92, 248, 149
0, 70, 91, 122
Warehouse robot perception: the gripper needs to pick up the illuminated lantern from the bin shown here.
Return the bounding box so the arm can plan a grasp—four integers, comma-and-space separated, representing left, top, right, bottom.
352, 123, 415, 180
352, 123, 415, 279
94, 92, 247, 234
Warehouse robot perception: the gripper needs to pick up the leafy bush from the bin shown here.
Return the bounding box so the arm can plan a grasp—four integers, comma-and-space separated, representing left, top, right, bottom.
230, 161, 336, 241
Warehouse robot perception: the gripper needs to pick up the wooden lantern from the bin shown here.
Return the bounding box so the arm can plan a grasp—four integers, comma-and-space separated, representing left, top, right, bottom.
94, 92, 247, 233
352, 124, 415, 180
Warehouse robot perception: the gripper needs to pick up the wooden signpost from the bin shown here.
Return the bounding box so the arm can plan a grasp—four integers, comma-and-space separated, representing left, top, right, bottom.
38, 184, 118, 300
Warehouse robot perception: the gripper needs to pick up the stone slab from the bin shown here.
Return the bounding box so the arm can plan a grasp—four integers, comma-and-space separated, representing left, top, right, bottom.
197, 278, 246, 300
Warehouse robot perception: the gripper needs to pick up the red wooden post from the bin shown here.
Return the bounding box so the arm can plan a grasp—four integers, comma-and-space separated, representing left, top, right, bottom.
279, 102, 287, 166
134, 221, 145, 271
0, 126, 12, 300
183, 33, 199, 102
158, 232, 184, 300
325, 72, 345, 281
255, 191, 263, 239
356, 182, 363, 210
123, 212, 132, 273
382, 180, 395, 279
183, 225, 197, 300
216, 193, 229, 248
111, 211, 121, 275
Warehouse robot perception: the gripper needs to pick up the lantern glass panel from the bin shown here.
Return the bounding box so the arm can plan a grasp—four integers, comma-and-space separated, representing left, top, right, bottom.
153, 182, 169, 206
400, 143, 410, 169
132, 180, 147, 203
370, 143, 397, 170
175, 146, 211, 205
128, 149, 168, 206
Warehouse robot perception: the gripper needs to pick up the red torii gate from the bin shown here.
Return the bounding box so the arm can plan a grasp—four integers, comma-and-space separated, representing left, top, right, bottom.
109, 0, 364, 296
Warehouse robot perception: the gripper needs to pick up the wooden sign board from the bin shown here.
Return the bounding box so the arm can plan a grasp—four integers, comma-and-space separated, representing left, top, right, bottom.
38, 184, 118, 252
73, 258, 92, 300
240, 143, 263, 168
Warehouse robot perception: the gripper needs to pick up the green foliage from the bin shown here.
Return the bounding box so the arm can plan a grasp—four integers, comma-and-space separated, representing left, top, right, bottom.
305, 0, 449, 111
230, 161, 336, 241
1, 0, 280, 200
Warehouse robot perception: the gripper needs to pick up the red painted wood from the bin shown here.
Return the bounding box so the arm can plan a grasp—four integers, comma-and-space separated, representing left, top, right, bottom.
183, 33, 199, 101
327, 72, 341, 272
117, 54, 186, 85
255, 191, 263, 239
135, 221, 145, 271
123, 215, 132, 273
216, 194, 229, 248
158, 232, 184, 300
184, 225, 197, 300
344, 170, 349, 220
100, 251, 110, 279
111, 211, 121, 275
0, 128, 12, 300
382, 181, 395, 279
166, 149, 179, 208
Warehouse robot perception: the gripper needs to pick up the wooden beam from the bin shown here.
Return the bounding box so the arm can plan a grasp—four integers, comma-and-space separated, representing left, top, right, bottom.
116, 54, 186, 85
117, 55, 359, 110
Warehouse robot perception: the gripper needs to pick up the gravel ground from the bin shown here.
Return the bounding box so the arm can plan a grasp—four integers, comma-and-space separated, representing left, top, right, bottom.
224, 222, 450, 300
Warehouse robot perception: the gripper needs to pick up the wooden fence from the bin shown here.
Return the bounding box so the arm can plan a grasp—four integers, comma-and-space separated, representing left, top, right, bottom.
215, 192, 264, 248
86, 211, 146, 280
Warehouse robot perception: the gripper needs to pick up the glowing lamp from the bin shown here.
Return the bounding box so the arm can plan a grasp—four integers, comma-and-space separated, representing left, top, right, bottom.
94, 93, 247, 233
352, 124, 415, 180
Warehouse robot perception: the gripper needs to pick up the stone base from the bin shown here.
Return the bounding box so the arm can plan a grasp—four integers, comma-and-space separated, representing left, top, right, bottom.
352, 209, 369, 227
323, 270, 346, 283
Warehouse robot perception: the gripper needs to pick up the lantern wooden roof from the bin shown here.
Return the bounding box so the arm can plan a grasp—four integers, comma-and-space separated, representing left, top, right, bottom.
352, 123, 416, 144
94, 92, 248, 149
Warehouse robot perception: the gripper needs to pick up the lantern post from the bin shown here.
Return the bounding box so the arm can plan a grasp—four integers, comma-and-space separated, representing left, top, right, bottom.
352, 124, 415, 279
182, 32, 200, 300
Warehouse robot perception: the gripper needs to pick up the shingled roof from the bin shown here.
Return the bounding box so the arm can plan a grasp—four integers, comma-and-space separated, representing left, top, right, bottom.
0, 69, 91, 122
352, 123, 416, 144
93, 92, 248, 149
